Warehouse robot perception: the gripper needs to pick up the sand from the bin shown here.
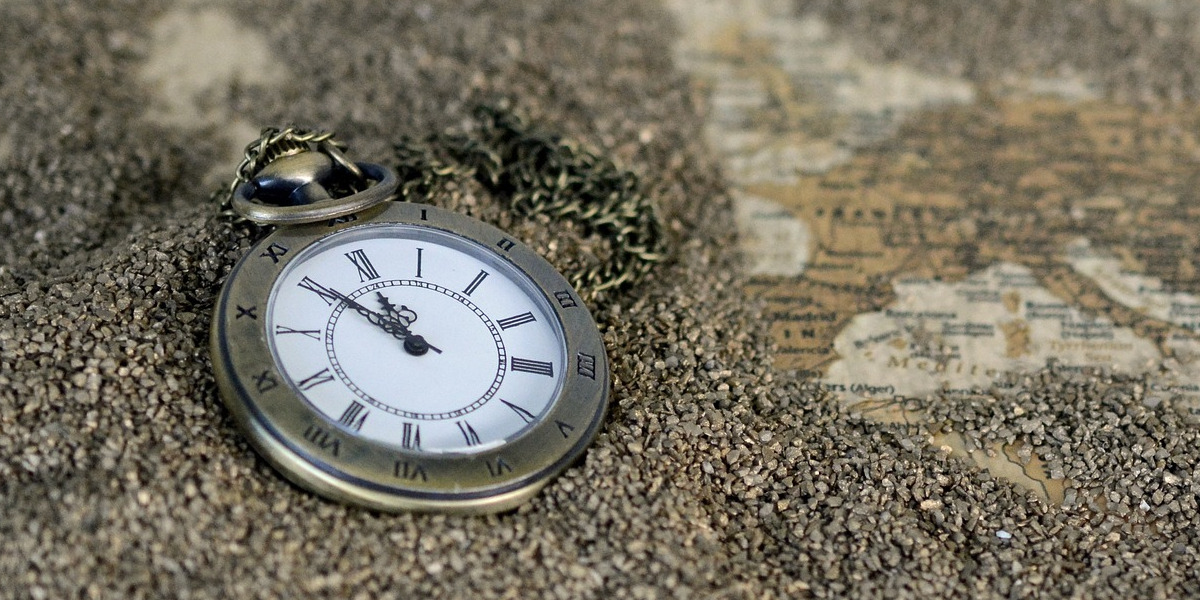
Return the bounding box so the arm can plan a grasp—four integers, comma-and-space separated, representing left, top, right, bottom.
2, 1, 1199, 598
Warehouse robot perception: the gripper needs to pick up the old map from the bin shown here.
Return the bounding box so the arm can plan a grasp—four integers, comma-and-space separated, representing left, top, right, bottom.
669, 0, 1200, 502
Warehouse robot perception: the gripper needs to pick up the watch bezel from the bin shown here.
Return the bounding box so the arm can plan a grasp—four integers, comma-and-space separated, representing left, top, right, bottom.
211, 202, 610, 513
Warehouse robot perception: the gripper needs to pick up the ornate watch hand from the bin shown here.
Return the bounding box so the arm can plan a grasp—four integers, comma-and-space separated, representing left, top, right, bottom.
373, 292, 440, 355
376, 292, 399, 316
376, 292, 418, 327
355, 298, 442, 355
322, 286, 442, 355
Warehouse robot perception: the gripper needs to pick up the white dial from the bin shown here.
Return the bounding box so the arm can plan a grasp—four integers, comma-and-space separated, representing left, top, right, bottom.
266, 224, 567, 454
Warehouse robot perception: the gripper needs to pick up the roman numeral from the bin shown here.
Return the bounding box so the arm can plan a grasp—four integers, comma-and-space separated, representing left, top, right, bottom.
401, 422, 421, 450
337, 401, 368, 431
511, 357, 554, 377
253, 370, 278, 393
555, 420, 576, 438
344, 248, 380, 282
236, 305, 258, 320
394, 460, 428, 481
553, 290, 577, 308
577, 352, 597, 380
260, 242, 289, 264
297, 276, 342, 306
415, 247, 424, 278
296, 368, 334, 390
274, 325, 321, 340
463, 270, 489, 296
501, 399, 537, 423
457, 420, 481, 446
496, 312, 536, 330
486, 457, 513, 478
497, 238, 515, 252
303, 424, 340, 456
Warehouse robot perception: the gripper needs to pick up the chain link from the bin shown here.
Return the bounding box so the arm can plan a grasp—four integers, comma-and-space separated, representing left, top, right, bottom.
222, 111, 667, 297
391, 106, 667, 296
220, 127, 352, 215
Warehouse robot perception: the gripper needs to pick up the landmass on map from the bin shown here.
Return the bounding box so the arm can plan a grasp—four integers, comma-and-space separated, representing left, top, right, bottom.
669, 0, 1200, 502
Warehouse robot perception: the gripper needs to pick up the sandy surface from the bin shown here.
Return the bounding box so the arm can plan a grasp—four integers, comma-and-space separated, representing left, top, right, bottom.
2, 1, 1199, 598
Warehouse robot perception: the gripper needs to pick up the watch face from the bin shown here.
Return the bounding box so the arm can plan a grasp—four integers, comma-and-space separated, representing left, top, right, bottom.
210, 203, 609, 513
266, 224, 567, 454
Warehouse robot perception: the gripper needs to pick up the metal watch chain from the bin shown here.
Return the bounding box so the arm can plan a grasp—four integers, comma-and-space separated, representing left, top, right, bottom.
221, 108, 666, 297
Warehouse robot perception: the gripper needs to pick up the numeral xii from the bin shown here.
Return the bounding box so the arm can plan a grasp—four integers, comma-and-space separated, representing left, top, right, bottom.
344, 248, 380, 282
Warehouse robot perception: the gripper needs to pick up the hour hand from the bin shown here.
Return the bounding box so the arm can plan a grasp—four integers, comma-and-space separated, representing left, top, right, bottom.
376, 292, 418, 325
376, 292, 399, 315
362, 300, 443, 355
376, 292, 440, 354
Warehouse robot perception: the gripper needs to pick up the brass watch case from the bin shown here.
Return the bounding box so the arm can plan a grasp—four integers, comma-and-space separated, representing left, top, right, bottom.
210, 202, 610, 514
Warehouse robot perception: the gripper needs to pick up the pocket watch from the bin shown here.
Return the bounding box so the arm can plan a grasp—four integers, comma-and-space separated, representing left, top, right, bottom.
210, 124, 662, 513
